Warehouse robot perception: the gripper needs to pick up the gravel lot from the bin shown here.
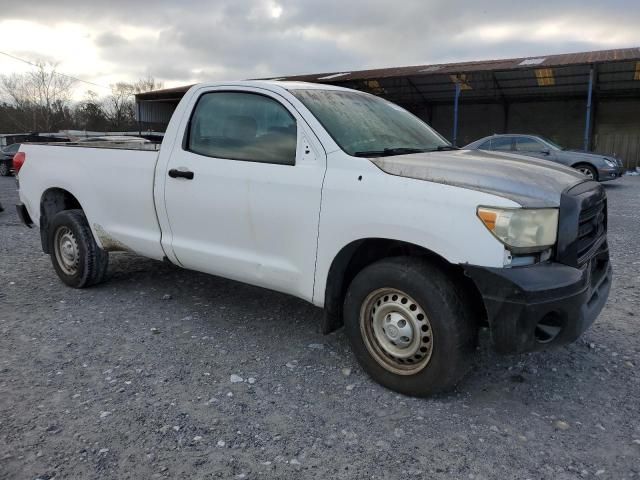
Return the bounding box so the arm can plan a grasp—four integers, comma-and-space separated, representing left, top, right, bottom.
1, 175, 639, 480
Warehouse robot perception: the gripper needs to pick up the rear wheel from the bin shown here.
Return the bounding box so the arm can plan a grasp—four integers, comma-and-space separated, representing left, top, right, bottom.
0, 160, 11, 176
343, 257, 477, 397
48, 209, 109, 288
575, 164, 598, 181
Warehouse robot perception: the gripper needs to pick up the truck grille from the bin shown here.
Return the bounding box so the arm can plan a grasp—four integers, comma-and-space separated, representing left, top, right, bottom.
576, 197, 606, 265
556, 181, 607, 268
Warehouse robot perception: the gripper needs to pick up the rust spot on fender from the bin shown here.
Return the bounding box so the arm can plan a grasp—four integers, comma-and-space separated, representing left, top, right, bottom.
93, 224, 131, 252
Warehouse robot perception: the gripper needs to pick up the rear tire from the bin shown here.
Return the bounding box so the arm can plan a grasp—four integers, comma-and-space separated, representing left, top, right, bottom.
0, 160, 11, 176
48, 209, 109, 288
343, 257, 477, 397
574, 164, 598, 181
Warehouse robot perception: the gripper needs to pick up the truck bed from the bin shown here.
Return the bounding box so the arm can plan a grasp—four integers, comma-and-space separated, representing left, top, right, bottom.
18, 143, 165, 260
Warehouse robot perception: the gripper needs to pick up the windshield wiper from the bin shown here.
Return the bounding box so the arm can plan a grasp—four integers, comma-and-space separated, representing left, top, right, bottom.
353, 147, 428, 157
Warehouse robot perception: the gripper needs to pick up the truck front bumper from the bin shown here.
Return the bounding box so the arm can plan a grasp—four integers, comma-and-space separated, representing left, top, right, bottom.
464, 247, 611, 354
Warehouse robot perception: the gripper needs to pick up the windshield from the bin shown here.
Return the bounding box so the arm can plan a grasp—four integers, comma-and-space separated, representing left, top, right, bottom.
2, 144, 20, 154
291, 89, 449, 156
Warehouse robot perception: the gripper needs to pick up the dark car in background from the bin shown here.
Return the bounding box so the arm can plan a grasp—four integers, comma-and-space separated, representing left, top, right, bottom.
0, 143, 21, 176
464, 134, 625, 181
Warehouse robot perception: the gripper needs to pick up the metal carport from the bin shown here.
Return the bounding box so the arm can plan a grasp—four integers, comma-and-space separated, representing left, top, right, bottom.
136, 47, 640, 170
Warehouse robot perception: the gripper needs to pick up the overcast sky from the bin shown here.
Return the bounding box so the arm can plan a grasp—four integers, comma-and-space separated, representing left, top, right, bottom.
1, 0, 639, 98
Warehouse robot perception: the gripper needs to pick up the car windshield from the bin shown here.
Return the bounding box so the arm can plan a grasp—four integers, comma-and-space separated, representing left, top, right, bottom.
2, 144, 19, 154
291, 89, 450, 156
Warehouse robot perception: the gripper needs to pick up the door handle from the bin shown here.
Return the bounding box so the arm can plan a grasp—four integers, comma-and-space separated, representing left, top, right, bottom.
168, 168, 194, 180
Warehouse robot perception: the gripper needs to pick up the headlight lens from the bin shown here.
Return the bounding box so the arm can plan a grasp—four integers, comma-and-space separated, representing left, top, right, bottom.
477, 207, 559, 252
604, 159, 616, 168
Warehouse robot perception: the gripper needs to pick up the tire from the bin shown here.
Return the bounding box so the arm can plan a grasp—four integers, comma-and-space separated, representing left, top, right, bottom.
343, 257, 477, 397
48, 209, 109, 288
574, 164, 598, 181
0, 160, 11, 176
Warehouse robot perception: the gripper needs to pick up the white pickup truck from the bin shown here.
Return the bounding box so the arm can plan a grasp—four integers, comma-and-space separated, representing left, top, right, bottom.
15, 81, 611, 396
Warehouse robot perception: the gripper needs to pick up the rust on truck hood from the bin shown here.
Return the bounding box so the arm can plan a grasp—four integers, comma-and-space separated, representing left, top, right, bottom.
371, 149, 586, 208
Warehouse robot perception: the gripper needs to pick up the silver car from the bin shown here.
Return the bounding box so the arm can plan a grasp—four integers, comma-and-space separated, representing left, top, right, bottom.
464, 134, 624, 182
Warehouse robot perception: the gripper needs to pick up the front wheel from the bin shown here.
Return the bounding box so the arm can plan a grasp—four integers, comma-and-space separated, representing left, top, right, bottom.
344, 257, 477, 397
48, 209, 109, 288
575, 164, 598, 181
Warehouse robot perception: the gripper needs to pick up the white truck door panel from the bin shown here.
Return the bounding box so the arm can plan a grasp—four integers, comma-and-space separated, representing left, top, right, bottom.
161, 87, 326, 301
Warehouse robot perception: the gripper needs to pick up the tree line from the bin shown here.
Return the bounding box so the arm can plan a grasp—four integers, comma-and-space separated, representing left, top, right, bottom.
0, 62, 163, 133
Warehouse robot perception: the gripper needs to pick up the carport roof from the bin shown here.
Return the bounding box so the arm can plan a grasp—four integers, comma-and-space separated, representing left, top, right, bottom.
273, 47, 640, 82
135, 84, 196, 102
136, 47, 640, 105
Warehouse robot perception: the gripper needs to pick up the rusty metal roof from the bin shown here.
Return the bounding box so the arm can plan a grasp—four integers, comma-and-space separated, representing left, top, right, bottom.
135, 47, 640, 105
276, 47, 640, 83
136, 84, 196, 101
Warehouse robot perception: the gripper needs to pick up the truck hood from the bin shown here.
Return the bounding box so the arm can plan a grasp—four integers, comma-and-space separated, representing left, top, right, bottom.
371, 149, 586, 208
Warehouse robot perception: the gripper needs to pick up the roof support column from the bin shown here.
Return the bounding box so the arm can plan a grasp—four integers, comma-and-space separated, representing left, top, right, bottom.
502, 102, 510, 133
583, 66, 594, 151
452, 82, 461, 146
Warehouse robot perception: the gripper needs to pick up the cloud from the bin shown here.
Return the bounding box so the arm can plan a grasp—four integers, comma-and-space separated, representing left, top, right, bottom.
0, 0, 638, 98
94, 32, 128, 48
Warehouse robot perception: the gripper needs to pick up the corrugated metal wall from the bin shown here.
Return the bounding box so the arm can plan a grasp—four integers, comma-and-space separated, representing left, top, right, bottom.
593, 99, 640, 169
416, 98, 640, 169
595, 134, 640, 169
136, 101, 179, 130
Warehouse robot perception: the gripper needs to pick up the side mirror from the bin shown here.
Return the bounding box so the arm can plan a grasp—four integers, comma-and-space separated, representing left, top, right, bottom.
541, 148, 550, 155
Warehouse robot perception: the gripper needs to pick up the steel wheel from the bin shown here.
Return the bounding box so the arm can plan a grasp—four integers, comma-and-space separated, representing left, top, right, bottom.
359, 288, 434, 375
53, 226, 80, 276
577, 166, 595, 179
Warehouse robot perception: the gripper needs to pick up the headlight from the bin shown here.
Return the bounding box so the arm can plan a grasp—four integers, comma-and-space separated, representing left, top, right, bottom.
604, 159, 616, 168
477, 207, 558, 253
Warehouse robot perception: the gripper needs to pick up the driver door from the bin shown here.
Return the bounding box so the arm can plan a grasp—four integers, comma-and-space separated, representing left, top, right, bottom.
514, 136, 555, 160
161, 87, 326, 301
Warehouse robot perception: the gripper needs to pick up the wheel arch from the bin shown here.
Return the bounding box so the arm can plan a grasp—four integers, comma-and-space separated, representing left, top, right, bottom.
320, 237, 486, 334
571, 162, 599, 180
39, 187, 84, 253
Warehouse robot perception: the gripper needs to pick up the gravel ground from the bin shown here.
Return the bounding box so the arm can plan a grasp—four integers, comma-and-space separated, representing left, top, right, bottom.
1, 175, 639, 480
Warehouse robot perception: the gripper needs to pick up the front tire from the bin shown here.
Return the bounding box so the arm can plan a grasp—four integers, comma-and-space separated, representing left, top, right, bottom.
344, 257, 477, 397
48, 209, 109, 288
575, 164, 598, 181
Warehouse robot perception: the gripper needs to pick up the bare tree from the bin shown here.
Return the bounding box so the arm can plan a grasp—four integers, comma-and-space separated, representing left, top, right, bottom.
104, 76, 163, 130
0, 67, 163, 132
133, 75, 164, 94
0, 74, 34, 130
0, 62, 75, 132
103, 82, 136, 130
1, 74, 32, 110
30, 62, 75, 131
75, 90, 109, 131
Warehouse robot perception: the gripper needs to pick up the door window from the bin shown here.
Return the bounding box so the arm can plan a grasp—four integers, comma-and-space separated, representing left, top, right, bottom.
514, 137, 544, 152
187, 92, 297, 165
477, 140, 492, 150
490, 137, 513, 151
